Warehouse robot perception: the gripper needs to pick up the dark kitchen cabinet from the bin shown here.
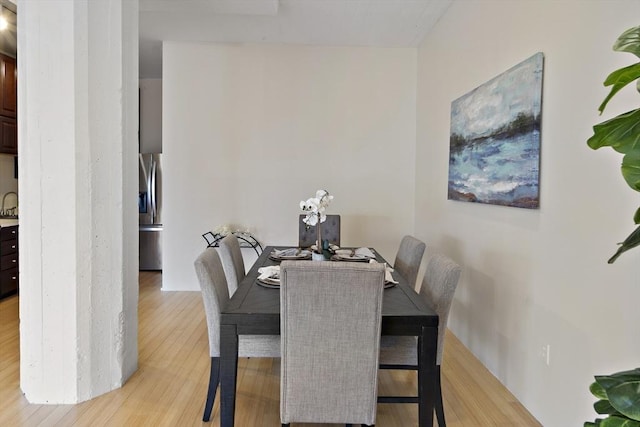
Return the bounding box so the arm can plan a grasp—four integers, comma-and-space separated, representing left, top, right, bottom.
0, 116, 16, 154
0, 53, 16, 118
0, 225, 18, 299
0, 53, 16, 155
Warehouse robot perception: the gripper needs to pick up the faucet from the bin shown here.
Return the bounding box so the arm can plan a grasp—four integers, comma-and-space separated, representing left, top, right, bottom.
1, 191, 17, 217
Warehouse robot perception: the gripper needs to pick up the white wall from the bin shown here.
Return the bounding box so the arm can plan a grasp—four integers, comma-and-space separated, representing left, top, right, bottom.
0, 153, 17, 203
416, 1, 640, 425
163, 43, 417, 291
139, 78, 162, 153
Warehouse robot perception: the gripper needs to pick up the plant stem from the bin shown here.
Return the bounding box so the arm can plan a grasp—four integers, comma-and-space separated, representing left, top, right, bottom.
316, 212, 322, 254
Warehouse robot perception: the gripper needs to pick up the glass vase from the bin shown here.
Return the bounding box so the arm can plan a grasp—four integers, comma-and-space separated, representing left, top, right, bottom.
312, 213, 324, 260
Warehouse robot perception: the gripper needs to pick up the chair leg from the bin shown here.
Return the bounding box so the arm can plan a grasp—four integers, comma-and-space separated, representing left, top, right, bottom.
435, 365, 446, 427
202, 357, 220, 422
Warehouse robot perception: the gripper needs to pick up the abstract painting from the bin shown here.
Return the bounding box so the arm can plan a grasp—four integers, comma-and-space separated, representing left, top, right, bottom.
448, 52, 544, 209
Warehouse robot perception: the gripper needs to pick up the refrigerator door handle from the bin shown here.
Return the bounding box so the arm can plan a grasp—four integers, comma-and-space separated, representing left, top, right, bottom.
139, 154, 148, 181
150, 158, 157, 224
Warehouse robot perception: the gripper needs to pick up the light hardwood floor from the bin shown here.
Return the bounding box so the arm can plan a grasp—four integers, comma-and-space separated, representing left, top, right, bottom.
0, 272, 541, 426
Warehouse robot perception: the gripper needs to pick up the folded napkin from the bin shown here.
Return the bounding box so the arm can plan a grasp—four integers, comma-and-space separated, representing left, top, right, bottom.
258, 265, 280, 280
272, 248, 303, 257
354, 247, 376, 258
368, 260, 398, 284
334, 247, 376, 259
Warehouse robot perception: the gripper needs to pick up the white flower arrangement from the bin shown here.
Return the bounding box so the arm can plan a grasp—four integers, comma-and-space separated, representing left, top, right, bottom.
213, 224, 232, 236
300, 189, 333, 227
212, 225, 253, 237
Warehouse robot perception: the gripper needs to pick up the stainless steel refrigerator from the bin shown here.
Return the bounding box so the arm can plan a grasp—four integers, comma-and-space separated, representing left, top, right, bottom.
139, 153, 162, 270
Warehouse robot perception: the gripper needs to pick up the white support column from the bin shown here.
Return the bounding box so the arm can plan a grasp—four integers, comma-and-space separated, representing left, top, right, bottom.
18, 0, 139, 403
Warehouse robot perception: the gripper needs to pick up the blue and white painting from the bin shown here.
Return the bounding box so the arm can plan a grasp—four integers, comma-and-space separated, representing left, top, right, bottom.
448, 53, 543, 209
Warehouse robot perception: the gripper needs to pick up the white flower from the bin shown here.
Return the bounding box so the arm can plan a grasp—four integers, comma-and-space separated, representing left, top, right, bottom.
300, 189, 333, 225
316, 190, 333, 209
214, 224, 232, 236
303, 213, 319, 226
300, 197, 320, 213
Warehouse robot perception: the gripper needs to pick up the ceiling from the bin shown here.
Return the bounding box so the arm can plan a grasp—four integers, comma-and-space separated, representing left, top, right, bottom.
139, 0, 452, 78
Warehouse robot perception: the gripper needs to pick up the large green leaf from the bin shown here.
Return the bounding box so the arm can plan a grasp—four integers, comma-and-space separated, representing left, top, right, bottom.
614, 26, 640, 57
611, 369, 640, 379
588, 109, 640, 154
608, 225, 640, 263
597, 372, 640, 393
609, 381, 640, 420
594, 381, 610, 399
596, 398, 620, 415
622, 150, 640, 191
601, 416, 640, 427
599, 63, 640, 113
634, 207, 640, 224
589, 368, 640, 392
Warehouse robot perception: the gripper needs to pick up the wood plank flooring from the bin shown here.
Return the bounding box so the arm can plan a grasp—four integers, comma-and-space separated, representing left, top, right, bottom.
0, 272, 541, 426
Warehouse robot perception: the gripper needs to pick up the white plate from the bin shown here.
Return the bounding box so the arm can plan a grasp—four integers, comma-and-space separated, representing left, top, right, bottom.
257, 277, 280, 288
332, 254, 372, 262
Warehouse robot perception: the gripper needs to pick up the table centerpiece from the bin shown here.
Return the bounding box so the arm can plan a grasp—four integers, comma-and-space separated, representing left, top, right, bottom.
300, 189, 333, 260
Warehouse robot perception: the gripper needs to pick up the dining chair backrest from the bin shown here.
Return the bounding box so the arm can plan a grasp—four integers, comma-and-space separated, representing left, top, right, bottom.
194, 246, 280, 357
194, 247, 280, 422
419, 252, 462, 365
218, 234, 246, 296
279, 261, 385, 426
393, 235, 426, 290
194, 247, 230, 357
377, 251, 461, 427
298, 214, 341, 248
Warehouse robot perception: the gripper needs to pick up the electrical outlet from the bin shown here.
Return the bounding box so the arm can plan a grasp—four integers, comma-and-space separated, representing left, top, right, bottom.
541, 344, 550, 366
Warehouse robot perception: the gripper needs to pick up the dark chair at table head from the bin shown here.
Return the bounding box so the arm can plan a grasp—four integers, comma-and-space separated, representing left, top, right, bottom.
298, 214, 341, 248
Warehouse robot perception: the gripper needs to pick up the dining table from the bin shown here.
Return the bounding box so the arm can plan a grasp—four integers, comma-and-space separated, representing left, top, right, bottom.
219, 246, 439, 427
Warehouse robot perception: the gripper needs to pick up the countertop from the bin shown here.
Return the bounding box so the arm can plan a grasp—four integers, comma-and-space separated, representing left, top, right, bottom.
0, 219, 18, 227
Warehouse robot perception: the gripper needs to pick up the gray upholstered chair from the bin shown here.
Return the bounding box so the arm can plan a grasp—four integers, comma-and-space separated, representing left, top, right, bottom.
393, 235, 426, 289
280, 261, 385, 427
218, 234, 245, 296
298, 214, 341, 248
194, 248, 280, 422
378, 252, 461, 427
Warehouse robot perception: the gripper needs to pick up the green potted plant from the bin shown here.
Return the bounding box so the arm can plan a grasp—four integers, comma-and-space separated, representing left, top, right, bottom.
585, 25, 640, 427
587, 24, 640, 264
585, 369, 640, 427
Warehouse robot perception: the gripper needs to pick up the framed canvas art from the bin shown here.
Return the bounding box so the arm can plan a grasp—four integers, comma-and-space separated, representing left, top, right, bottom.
448, 52, 544, 209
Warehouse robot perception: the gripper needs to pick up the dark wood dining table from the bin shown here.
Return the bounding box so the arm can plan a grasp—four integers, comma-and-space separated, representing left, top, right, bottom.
219, 246, 439, 427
